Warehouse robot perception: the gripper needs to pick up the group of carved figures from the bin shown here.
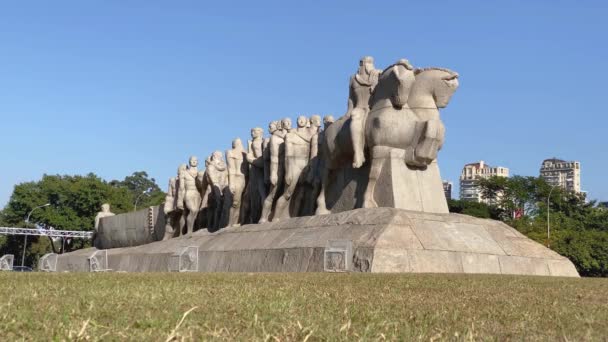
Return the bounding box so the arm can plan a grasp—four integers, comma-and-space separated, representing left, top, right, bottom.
163, 56, 459, 238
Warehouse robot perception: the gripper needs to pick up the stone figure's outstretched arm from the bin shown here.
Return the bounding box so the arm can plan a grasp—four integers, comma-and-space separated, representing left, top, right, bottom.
284, 138, 293, 186
246, 140, 255, 164
270, 136, 280, 185
307, 133, 319, 183
176, 172, 185, 210
346, 77, 355, 115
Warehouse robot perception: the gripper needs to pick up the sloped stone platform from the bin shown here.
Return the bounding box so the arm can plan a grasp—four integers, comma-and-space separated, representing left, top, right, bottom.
56, 208, 579, 277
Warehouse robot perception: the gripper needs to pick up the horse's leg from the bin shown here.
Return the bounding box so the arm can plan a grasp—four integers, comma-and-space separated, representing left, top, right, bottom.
350, 108, 366, 168
363, 146, 389, 208
315, 165, 331, 215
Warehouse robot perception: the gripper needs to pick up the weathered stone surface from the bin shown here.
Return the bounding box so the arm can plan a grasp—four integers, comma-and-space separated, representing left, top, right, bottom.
95, 206, 165, 249
59, 208, 578, 277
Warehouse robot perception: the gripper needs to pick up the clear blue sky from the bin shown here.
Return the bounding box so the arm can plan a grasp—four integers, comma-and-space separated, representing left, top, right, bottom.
1, 1, 607, 208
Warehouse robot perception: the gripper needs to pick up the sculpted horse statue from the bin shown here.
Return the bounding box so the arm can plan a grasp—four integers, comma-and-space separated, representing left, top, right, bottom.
315, 59, 459, 214
363, 65, 459, 210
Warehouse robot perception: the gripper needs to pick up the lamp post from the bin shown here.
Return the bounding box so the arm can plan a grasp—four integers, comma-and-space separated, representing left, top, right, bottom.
134, 189, 151, 212
22, 203, 51, 267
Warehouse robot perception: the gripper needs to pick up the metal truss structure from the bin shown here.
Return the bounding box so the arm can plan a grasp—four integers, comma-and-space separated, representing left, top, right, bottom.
0, 227, 93, 239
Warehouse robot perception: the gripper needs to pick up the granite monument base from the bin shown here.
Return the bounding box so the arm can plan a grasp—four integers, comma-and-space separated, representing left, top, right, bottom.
56, 208, 579, 277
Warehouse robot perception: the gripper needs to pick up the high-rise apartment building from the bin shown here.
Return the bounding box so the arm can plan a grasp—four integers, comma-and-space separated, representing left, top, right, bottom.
539, 158, 581, 193
442, 180, 453, 201
459, 160, 509, 203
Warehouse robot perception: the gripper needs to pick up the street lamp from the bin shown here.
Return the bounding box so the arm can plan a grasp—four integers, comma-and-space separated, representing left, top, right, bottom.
134, 188, 151, 211
22, 203, 51, 267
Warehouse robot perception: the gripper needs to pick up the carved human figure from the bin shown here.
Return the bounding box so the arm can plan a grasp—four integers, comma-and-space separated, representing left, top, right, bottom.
246, 127, 266, 223
177, 156, 202, 235
202, 151, 229, 230
163, 164, 187, 239
263, 121, 279, 192
300, 115, 323, 215
226, 138, 248, 227
259, 120, 287, 223
273, 115, 313, 220
94, 203, 115, 232
348, 56, 381, 168
281, 117, 292, 135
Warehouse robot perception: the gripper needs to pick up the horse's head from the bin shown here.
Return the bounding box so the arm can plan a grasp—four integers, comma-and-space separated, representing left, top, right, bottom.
372, 59, 415, 109
412, 68, 459, 109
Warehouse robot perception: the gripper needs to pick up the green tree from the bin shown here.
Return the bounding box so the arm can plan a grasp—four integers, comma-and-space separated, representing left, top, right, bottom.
110, 171, 166, 210
0, 173, 134, 266
474, 175, 608, 277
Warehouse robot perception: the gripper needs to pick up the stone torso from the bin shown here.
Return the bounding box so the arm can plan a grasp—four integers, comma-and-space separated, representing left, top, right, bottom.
350, 71, 379, 110
286, 129, 312, 161
183, 168, 199, 192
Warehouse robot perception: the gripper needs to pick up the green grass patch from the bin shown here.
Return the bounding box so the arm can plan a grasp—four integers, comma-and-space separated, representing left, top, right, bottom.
0, 273, 606, 340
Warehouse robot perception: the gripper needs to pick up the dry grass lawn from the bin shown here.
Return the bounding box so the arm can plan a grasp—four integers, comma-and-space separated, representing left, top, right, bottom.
0, 272, 606, 341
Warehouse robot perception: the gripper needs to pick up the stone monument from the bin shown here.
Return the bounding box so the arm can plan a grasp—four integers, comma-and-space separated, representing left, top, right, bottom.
56, 56, 579, 278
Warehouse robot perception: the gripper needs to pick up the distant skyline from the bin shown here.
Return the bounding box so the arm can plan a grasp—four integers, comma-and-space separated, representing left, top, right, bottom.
1, 1, 607, 208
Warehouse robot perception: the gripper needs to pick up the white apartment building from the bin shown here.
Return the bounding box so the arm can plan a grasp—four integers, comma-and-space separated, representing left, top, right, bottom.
539, 158, 581, 193
459, 160, 510, 203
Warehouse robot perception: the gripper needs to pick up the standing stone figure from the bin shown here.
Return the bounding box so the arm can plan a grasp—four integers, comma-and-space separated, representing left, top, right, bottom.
300, 115, 323, 215
259, 120, 287, 223
177, 156, 202, 235
273, 115, 313, 220
348, 56, 381, 168
202, 151, 229, 230
226, 138, 248, 227
94, 203, 115, 232
281, 117, 292, 135
246, 127, 266, 223
263, 122, 276, 192
163, 164, 187, 239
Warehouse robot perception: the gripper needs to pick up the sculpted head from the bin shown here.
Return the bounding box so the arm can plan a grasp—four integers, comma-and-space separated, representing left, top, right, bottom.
413, 68, 460, 108
297, 115, 308, 128
232, 138, 243, 150
177, 163, 187, 175
281, 118, 292, 131
101, 203, 111, 213
251, 127, 264, 139
189, 156, 198, 168
268, 121, 279, 134
310, 115, 322, 129
323, 115, 335, 129
376, 59, 415, 109
212, 150, 223, 161
359, 56, 375, 75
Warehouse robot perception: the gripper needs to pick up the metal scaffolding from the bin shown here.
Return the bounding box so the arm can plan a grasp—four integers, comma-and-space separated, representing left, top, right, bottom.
0, 227, 93, 239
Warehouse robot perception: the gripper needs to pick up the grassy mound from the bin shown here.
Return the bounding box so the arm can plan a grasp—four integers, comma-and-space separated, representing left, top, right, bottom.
0, 273, 606, 340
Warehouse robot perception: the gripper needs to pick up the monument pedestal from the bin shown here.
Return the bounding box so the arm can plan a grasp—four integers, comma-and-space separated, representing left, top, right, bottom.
56, 208, 579, 277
